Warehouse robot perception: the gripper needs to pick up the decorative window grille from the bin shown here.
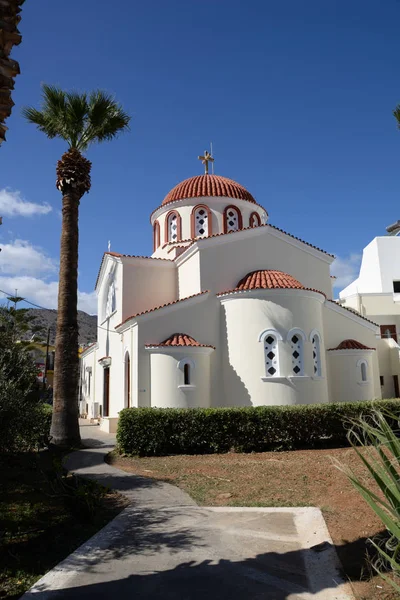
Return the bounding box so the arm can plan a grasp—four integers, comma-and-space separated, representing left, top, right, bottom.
194, 207, 209, 237
290, 334, 304, 375
311, 333, 322, 377
226, 207, 240, 232
264, 334, 279, 377
168, 213, 178, 242
249, 212, 261, 228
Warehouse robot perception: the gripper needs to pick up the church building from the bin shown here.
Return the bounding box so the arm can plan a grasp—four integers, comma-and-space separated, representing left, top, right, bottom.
80, 153, 382, 433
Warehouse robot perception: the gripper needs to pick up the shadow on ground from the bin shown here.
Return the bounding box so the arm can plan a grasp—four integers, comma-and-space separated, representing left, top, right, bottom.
25, 534, 388, 600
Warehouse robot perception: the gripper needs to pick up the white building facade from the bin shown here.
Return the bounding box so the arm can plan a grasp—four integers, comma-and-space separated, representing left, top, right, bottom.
339, 220, 400, 400
80, 168, 382, 433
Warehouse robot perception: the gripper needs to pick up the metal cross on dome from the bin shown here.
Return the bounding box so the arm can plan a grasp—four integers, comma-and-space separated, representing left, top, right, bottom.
198, 150, 214, 175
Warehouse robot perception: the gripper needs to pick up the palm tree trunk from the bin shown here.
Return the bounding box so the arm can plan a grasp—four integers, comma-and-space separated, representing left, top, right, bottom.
50, 189, 81, 448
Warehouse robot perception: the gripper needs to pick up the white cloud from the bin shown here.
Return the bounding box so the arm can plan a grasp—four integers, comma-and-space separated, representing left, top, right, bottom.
0, 188, 52, 217
331, 253, 361, 290
0, 276, 98, 315
0, 239, 57, 276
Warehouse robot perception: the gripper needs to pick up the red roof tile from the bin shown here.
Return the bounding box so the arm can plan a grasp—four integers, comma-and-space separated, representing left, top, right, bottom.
162, 174, 256, 206
236, 270, 304, 291
217, 270, 325, 297
328, 339, 376, 351
115, 291, 210, 329
145, 333, 215, 348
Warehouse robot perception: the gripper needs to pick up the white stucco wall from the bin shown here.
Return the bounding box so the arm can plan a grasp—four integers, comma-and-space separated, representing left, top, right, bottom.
220, 289, 329, 406
196, 227, 333, 298
341, 236, 400, 298
327, 351, 378, 403
121, 258, 177, 322
148, 350, 212, 408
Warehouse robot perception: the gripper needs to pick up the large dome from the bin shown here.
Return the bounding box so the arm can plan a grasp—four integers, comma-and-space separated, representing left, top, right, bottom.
162, 174, 256, 206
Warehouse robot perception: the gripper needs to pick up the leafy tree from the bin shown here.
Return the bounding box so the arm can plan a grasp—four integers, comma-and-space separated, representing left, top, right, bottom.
22, 85, 130, 448
0, 306, 50, 452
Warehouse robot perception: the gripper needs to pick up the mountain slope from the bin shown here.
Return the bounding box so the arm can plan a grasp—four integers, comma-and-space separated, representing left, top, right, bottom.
25, 309, 97, 346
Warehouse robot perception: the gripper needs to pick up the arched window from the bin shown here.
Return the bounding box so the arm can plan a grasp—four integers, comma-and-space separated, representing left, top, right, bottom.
249, 212, 261, 228
165, 211, 182, 243
184, 363, 191, 385
287, 328, 306, 376
177, 358, 195, 387
259, 329, 283, 377
191, 204, 212, 238
224, 205, 243, 234
153, 221, 160, 251
310, 330, 322, 377
357, 359, 368, 383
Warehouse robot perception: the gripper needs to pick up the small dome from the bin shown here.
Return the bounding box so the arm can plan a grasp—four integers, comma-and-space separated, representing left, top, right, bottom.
236, 270, 305, 291
328, 339, 375, 351
162, 174, 256, 206
146, 333, 214, 348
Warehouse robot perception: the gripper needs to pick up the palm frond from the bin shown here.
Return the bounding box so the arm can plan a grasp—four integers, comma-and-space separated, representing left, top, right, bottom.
23, 85, 130, 151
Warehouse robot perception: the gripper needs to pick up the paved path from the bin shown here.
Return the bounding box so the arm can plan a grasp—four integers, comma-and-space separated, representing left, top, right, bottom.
23, 423, 354, 600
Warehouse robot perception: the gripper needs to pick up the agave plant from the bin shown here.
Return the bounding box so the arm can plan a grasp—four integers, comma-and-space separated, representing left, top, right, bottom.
336, 409, 400, 593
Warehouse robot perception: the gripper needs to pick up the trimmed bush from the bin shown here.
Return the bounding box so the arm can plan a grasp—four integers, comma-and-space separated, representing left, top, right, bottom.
117, 400, 400, 457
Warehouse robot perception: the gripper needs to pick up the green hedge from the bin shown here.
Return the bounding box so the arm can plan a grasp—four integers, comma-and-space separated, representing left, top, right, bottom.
116, 400, 400, 457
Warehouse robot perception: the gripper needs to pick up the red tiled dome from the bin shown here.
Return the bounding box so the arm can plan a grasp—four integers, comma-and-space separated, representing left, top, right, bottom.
328, 339, 375, 351
162, 174, 256, 206
236, 270, 305, 291
146, 333, 214, 348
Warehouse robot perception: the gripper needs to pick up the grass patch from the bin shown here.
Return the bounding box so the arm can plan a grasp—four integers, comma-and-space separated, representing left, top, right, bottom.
0, 451, 128, 599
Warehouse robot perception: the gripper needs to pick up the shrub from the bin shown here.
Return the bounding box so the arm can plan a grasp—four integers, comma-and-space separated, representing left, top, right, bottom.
116, 400, 400, 457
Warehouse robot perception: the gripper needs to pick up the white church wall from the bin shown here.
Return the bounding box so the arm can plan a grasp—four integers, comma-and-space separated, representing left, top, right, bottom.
220, 290, 329, 407
178, 251, 201, 298
135, 295, 221, 408
121, 259, 177, 322
327, 351, 379, 403
198, 229, 333, 298
376, 338, 396, 398
80, 346, 97, 417
148, 351, 212, 408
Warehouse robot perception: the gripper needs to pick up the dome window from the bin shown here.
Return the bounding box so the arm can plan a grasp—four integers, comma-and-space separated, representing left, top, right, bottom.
153, 220, 160, 251
249, 212, 261, 228
165, 210, 182, 243
223, 205, 243, 234
191, 204, 212, 238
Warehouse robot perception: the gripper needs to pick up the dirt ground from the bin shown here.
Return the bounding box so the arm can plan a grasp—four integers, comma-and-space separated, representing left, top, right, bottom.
108, 447, 398, 600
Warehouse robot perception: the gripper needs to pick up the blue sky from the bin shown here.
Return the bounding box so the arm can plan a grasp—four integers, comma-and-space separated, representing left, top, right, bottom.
1, 0, 400, 313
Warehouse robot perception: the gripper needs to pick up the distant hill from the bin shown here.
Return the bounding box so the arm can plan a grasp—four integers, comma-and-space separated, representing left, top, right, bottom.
25, 309, 97, 346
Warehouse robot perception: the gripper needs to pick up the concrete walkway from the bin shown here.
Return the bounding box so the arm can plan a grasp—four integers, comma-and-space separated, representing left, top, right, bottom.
22, 423, 354, 600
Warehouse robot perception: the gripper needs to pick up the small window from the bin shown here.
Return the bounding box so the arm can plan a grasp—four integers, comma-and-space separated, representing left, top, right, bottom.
360, 361, 368, 382
153, 221, 160, 250
311, 332, 322, 377
288, 330, 306, 376
184, 363, 190, 385
249, 212, 261, 228
193, 205, 211, 238
380, 375, 384, 386
259, 329, 283, 377
393, 281, 400, 293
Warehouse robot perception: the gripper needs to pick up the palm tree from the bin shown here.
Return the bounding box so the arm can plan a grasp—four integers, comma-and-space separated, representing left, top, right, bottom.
22, 85, 130, 447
